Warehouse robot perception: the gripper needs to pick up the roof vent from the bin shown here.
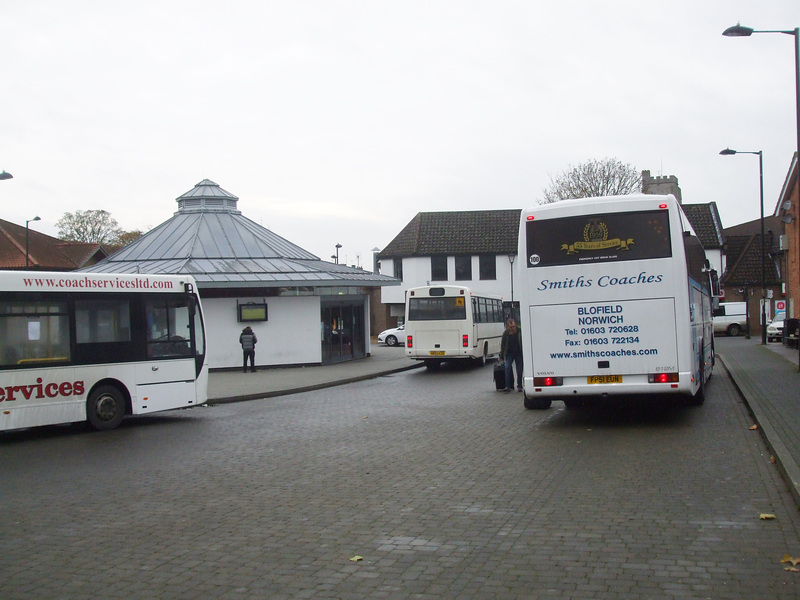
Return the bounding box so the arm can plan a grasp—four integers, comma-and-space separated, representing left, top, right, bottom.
176, 179, 241, 214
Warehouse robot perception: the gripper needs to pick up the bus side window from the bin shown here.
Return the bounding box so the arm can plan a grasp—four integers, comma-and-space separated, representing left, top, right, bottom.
75, 299, 131, 343
0, 300, 71, 367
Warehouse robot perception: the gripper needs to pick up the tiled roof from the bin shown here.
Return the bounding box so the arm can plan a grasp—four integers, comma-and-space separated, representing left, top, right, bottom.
682, 203, 724, 249
724, 216, 783, 239
0, 219, 107, 270
378, 209, 521, 258
720, 234, 781, 286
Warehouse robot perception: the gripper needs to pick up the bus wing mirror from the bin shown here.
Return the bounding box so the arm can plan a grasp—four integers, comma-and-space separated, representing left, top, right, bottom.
709, 269, 720, 298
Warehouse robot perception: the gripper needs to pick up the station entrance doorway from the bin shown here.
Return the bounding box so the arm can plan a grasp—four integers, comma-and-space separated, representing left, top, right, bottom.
321, 299, 366, 364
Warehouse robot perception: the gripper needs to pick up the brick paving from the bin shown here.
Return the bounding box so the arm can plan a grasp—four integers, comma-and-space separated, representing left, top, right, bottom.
1, 345, 800, 599
716, 336, 800, 507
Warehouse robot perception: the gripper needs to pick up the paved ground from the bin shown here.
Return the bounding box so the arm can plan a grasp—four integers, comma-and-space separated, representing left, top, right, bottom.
715, 336, 800, 509
209, 339, 800, 513
2, 345, 800, 599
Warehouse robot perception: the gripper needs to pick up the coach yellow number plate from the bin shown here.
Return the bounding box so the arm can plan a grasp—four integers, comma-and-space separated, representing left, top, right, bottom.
587, 375, 622, 384
429, 351, 446, 356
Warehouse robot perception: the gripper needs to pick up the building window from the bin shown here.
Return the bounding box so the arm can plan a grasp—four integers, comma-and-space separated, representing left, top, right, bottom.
479, 254, 496, 280
455, 256, 472, 281
431, 256, 448, 281
393, 258, 403, 281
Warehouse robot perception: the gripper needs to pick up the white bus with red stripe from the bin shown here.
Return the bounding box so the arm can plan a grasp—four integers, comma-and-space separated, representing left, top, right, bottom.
0, 271, 207, 431
518, 194, 717, 409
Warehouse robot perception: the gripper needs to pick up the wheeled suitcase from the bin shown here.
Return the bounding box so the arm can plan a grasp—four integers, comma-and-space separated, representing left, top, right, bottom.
493, 362, 506, 390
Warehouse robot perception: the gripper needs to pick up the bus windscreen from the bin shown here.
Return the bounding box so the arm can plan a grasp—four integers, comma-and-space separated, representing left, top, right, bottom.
526, 209, 672, 268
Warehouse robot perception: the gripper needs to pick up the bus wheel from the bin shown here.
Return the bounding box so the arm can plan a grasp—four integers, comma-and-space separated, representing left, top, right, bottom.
524, 395, 552, 410
87, 385, 126, 431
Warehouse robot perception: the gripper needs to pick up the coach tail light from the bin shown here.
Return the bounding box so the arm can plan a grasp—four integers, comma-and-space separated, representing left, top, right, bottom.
648, 372, 679, 387
533, 376, 563, 387
407, 335, 413, 348
462, 334, 469, 348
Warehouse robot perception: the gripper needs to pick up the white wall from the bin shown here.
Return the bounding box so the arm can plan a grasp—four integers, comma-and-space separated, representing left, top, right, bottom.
706, 248, 723, 280
380, 255, 519, 306
203, 296, 322, 369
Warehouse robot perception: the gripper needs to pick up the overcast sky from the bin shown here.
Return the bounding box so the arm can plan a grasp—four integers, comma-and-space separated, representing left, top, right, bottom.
2, 1, 799, 267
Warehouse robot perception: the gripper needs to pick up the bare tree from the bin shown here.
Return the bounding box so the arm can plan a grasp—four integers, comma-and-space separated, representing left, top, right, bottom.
56, 209, 123, 244
115, 229, 144, 246
540, 157, 642, 204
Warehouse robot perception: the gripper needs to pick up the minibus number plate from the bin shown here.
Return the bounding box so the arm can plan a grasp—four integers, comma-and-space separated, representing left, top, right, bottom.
429, 351, 446, 356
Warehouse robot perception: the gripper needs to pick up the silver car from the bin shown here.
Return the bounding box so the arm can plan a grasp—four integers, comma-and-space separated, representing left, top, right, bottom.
767, 317, 785, 343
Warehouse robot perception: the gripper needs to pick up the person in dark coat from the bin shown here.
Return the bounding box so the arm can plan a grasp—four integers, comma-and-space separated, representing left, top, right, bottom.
499, 318, 523, 392
239, 326, 258, 373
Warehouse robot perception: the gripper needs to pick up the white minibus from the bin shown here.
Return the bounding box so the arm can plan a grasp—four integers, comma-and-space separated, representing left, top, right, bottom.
405, 285, 504, 369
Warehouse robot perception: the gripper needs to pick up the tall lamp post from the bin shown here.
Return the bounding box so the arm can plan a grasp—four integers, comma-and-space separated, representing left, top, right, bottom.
723, 23, 800, 364
25, 216, 41, 268
720, 148, 767, 344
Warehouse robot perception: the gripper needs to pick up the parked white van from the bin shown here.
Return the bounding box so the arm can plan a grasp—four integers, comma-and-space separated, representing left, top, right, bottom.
713, 302, 747, 336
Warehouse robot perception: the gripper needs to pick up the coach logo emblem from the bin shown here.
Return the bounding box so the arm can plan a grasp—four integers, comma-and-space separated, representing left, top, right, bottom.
561, 220, 634, 255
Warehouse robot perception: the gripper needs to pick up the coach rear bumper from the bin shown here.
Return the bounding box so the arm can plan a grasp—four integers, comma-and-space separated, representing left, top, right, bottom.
524, 372, 693, 397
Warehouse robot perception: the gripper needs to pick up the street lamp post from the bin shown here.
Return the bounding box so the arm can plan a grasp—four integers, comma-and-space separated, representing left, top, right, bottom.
720, 148, 767, 344
723, 23, 800, 364
25, 216, 41, 268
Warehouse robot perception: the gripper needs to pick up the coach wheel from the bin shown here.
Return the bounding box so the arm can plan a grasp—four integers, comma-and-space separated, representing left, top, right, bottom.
523, 395, 552, 410
477, 344, 488, 367
87, 385, 126, 431
727, 323, 741, 337
385, 335, 398, 347
690, 348, 707, 406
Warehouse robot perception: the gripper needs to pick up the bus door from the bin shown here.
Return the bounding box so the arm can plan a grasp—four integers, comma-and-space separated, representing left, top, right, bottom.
135, 295, 201, 413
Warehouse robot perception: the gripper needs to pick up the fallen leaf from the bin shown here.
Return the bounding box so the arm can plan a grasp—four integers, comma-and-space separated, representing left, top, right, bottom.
780, 554, 800, 566
771, 456, 777, 464
760, 514, 776, 520
784, 567, 799, 573
349, 555, 363, 562
749, 424, 758, 430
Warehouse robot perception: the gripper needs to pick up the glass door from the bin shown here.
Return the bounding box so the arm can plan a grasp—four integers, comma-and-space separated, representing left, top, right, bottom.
321, 301, 366, 364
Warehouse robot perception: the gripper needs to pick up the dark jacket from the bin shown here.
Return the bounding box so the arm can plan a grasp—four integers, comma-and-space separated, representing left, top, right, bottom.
500, 326, 522, 360
239, 328, 258, 351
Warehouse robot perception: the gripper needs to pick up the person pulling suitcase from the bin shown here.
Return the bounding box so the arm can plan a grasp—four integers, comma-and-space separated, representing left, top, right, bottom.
499, 319, 523, 392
